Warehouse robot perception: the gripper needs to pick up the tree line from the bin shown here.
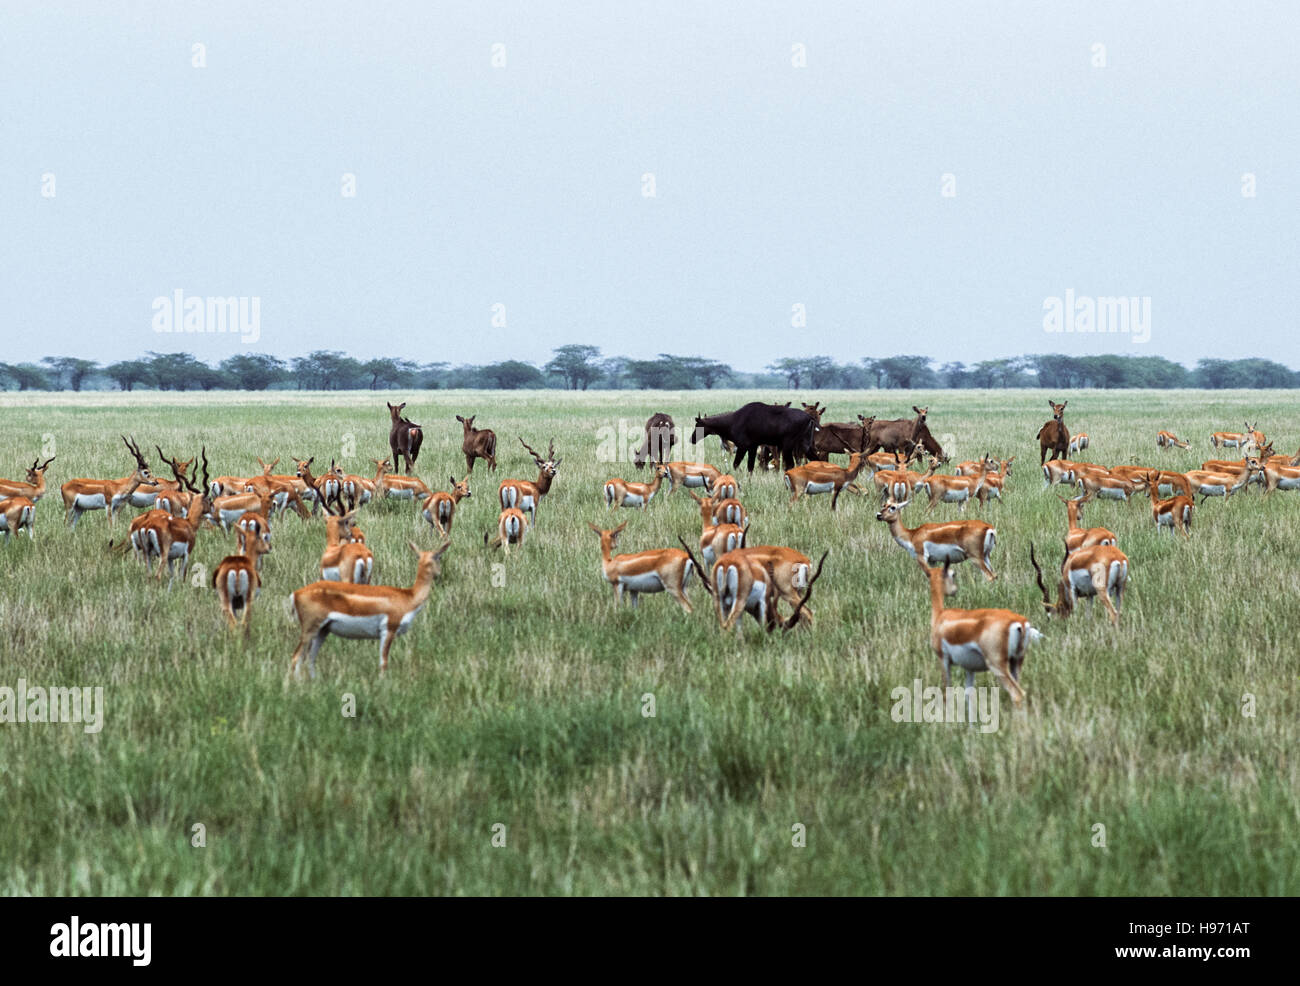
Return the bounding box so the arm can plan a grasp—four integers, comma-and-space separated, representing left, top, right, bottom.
2, 348, 1296, 392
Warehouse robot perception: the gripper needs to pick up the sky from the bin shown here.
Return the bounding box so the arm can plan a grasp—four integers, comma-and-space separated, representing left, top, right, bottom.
2, 1, 1297, 371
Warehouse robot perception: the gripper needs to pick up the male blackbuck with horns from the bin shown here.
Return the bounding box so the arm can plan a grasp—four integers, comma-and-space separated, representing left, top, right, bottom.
387, 402, 423, 475
289, 540, 451, 678
500, 438, 560, 527
457, 414, 497, 473
589, 522, 697, 612
132, 449, 214, 587
0, 456, 54, 502
61, 436, 152, 528
914, 557, 1038, 708
876, 499, 998, 581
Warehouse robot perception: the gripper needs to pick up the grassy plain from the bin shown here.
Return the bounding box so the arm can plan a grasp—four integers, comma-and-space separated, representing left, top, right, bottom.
0, 388, 1295, 895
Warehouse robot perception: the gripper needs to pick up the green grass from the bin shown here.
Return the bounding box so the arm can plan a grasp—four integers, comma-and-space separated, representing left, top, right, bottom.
0, 387, 1296, 895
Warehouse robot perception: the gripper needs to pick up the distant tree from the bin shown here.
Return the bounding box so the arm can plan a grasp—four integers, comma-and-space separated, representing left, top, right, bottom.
0, 363, 53, 391
41, 357, 99, 391
675, 356, 733, 389
219, 354, 285, 390
545, 345, 603, 390
418, 362, 450, 389
865, 355, 937, 389
599, 356, 630, 389
939, 361, 969, 389
767, 358, 806, 389
105, 360, 154, 392
291, 351, 364, 390
362, 358, 419, 389
480, 360, 544, 389
803, 356, 841, 389
623, 359, 680, 389
145, 352, 211, 391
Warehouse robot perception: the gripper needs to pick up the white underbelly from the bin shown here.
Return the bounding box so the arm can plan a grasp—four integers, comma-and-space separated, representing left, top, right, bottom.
129, 491, 159, 507
923, 541, 967, 563
324, 612, 386, 639
620, 492, 647, 507
941, 639, 987, 671
320, 566, 342, 581
1069, 568, 1097, 594
681, 475, 710, 488
74, 493, 107, 510
804, 481, 835, 495
939, 488, 969, 502
386, 487, 417, 500
618, 572, 665, 593
1276, 475, 1300, 490
1095, 487, 1127, 500
1196, 482, 1227, 496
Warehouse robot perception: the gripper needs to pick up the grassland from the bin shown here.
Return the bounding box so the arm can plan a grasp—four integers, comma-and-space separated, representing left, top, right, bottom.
0, 387, 1296, 896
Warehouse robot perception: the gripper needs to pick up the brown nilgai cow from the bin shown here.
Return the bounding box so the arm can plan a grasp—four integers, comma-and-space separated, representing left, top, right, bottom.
456, 414, 497, 473
387, 402, 423, 475
857, 407, 945, 461
1037, 399, 1070, 465
633, 412, 676, 468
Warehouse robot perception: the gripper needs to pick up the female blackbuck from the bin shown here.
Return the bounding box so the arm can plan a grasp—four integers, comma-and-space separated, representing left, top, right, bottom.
456, 414, 497, 473
1074, 465, 1144, 502
372, 458, 431, 502
289, 539, 451, 677
387, 402, 423, 475
604, 466, 666, 510
319, 500, 373, 583
661, 461, 721, 495
867, 449, 907, 472
872, 453, 928, 503
1156, 431, 1191, 450
876, 498, 997, 580
135, 449, 213, 586
914, 557, 1038, 707
1261, 454, 1300, 495
338, 466, 374, 511
1059, 492, 1117, 554
974, 458, 1014, 506
61, 436, 152, 528
1067, 433, 1090, 455
213, 487, 283, 532
1152, 470, 1193, 499
588, 522, 697, 612
499, 438, 559, 527
0, 456, 54, 501
1210, 426, 1250, 450
729, 544, 818, 625
1031, 541, 1129, 627
1185, 456, 1260, 501
710, 474, 739, 500
294, 457, 343, 513
0, 496, 36, 543
783, 453, 867, 510
1041, 458, 1078, 489
687, 490, 747, 528
916, 457, 989, 513
698, 519, 748, 567
1146, 480, 1194, 537
486, 507, 529, 553
682, 541, 825, 634
422, 476, 471, 537
1247, 423, 1267, 450
213, 533, 272, 630
1037, 399, 1070, 465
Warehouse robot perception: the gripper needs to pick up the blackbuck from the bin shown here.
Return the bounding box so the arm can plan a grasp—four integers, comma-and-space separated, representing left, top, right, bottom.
1075, 465, 1144, 502
319, 500, 373, 584
0, 496, 36, 543
1031, 541, 1129, 627
1247, 424, 1267, 450
372, 458, 431, 502
731, 545, 818, 625
421, 476, 471, 537
289, 540, 451, 677
710, 474, 739, 500
338, 467, 374, 511
974, 458, 1014, 506
0, 456, 54, 501
1156, 430, 1191, 449
1037, 399, 1070, 465
486, 507, 529, 553
1261, 455, 1300, 496
876, 499, 997, 581
499, 437, 559, 527
456, 414, 497, 473
387, 402, 423, 475
133, 449, 213, 586
914, 557, 1038, 707
783, 453, 867, 510
915, 456, 990, 513
1184, 456, 1260, 501
698, 519, 748, 567
61, 436, 152, 528
871, 453, 928, 503
213, 533, 272, 630
588, 522, 697, 612
1041, 458, 1078, 489
1147, 483, 1194, 537
683, 541, 824, 633
661, 460, 721, 495
1059, 492, 1117, 554
867, 449, 908, 472
1153, 470, 1194, 499
294, 457, 342, 512
1067, 433, 1090, 455
1210, 426, 1250, 450
955, 456, 1013, 477
687, 490, 747, 528
213, 487, 293, 533
603, 466, 666, 510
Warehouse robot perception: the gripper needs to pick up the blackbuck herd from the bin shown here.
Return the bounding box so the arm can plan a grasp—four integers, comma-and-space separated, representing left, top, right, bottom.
0, 399, 1283, 703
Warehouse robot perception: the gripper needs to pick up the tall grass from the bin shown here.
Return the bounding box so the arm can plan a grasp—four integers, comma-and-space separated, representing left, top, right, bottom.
0, 388, 1295, 895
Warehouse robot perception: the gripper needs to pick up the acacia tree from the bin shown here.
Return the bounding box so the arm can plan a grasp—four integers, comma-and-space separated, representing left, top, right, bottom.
41, 357, 99, 391
545, 345, 603, 390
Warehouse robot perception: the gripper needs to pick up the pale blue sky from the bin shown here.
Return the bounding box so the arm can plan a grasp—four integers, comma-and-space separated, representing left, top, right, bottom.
2, 1, 1296, 369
